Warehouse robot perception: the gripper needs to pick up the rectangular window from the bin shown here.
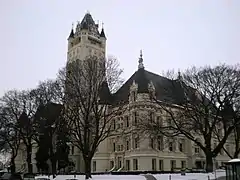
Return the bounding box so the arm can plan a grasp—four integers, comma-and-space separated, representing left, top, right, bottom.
152, 159, 156, 171
159, 160, 163, 171
169, 142, 173, 151
181, 161, 186, 169
126, 141, 129, 150
71, 146, 74, 155
195, 146, 200, 154
134, 137, 139, 149
133, 159, 138, 170
118, 157, 122, 168
134, 112, 138, 124
170, 160, 176, 171
113, 142, 116, 152
149, 112, 154, 123
93, 161, 96, 172
179, 142, 183, 152
126, 116, 129, 127
158, 138, 163, 150
113, 119, 116, 129
126, 160, 130, 171
117, 145, 121, 151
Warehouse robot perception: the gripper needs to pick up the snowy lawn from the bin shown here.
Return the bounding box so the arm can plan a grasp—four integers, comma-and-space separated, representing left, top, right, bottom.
154, 170, 225, 180
35, 175, 145, 180
35, 170, 226, 180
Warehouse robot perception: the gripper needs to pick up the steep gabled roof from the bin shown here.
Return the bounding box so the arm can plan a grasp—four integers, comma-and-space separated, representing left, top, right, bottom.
80, 13, 95, 30
112, 68, 189, 105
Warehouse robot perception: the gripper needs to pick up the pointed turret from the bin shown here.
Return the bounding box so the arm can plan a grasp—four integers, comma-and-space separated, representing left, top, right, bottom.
68, 28, 74, 40
80, 12, 95, 30
100, 28, 106, 39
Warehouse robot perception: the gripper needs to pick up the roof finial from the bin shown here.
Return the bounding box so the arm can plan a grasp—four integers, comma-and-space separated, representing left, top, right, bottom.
138, 50, 144, 69
72, 22, 74, 29
86, 10, 90, 14
102, 22, 104, 29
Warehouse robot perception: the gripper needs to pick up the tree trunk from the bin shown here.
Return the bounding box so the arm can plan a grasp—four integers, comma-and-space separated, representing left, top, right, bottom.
51, 157, 57, 176
84, 158, 92, 180
26, 144, 33, 173
10, 157, 16, 174
205, 152, 213, 172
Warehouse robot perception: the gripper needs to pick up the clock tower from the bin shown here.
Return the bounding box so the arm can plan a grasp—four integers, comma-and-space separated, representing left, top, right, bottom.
67, 12, 106, 64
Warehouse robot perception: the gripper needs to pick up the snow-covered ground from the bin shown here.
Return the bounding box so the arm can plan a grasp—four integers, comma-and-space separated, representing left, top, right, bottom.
35, 170, 226, 180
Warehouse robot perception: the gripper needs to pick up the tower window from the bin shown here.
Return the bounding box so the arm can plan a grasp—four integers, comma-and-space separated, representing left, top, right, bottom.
134, 112, 138, 124
126, 116, 129, 127
169, 142, 173, 151
113, 142, 116, 152
71, 146, 74, 155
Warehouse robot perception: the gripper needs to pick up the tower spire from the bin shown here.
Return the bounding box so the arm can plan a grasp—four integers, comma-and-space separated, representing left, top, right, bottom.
138, 50, 144, 69
100, 22, 106, 39
68, 23, 74, 40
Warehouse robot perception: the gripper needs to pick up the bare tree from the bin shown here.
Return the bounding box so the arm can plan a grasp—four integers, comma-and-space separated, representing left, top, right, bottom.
0, 90, 39, 173
30, 79, 65, 175
30, 79, 63, 144
58, 56, 124, 179
142, 64, 240, 172
0, 94, 22, 173
34, 102, 63, 175
215, 101, 240, 159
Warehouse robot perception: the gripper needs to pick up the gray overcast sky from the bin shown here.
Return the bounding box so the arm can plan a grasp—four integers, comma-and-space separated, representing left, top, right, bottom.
0, 0, 239, 96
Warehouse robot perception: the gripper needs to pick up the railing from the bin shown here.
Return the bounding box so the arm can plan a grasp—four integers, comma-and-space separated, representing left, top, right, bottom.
108, 166, 116, 172
116, 166, 124, 172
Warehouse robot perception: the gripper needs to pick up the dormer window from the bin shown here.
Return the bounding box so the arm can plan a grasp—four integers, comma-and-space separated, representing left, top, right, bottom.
148, 81, 156, 101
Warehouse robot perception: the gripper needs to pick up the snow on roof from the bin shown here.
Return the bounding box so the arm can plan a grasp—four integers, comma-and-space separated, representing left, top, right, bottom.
228, 159, 240, 163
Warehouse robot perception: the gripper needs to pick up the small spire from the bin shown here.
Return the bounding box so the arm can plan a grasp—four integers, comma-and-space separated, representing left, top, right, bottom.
100, 25, 106, 39
72, 22, 74, 29
86, 10, 90, 14
68, 25, 74, 40
138, 50, 144, 69
178, 69, 182, 80
102, 22, 104, 29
